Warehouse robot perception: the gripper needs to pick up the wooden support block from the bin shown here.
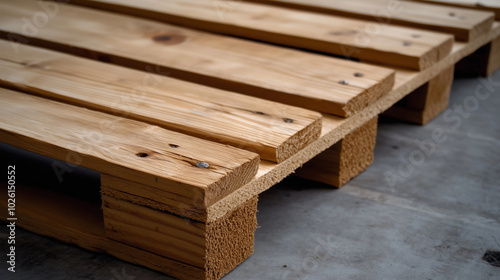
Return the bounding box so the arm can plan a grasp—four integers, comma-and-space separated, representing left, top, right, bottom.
0, 40, 322, 163
0, 89, 259, 207
383, 65, 455, 125
0, 0, 395, 117
68, 0, 454, 70
294, 117, 378, 187
102, 193, 257, 279
0, 182, 258, 280
455, 34, 500, 76
246, 0, 495, 41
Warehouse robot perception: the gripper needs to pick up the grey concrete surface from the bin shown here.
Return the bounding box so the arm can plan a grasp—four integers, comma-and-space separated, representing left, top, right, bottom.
1, 71, 499, 280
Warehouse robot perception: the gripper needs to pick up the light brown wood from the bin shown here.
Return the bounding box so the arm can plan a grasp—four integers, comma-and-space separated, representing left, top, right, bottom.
206, 22, 500, 223
0, 40, 321, 163
68, 0, 454, 70
0, 183, 258, 280
102, 194, 257, 277
384, 65, 455, 124
415, 0, 500, 19
294, 117, 378, 187
246, 0, 494, 41
456, 34, 500, 76
0, 0, 395, 117
0, 89, 259, 207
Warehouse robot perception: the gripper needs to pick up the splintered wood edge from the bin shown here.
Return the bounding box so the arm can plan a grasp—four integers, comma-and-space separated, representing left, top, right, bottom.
206, 22, 500, 223
344, 70, 396, 117
276, 116, 322, 163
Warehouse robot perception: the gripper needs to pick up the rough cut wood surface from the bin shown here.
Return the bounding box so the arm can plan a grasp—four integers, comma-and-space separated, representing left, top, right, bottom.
0, 40, 321, 163
0, 89, 259, 207
70, 0, 454, 70
0, 184, 258, 280
414, 0, 500, 19
102, 194, 257, 279
384, 65, 454, 124
0, 0, 395, 117
295, 117, 378, 187
206, 22, 500, 222
248, 0, 494, 41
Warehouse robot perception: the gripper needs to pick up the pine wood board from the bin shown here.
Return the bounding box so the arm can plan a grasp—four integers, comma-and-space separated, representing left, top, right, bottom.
0, 89, 259, 207
414, 0, 500, 19
206, 21, 500, 222
69, 0, 454, 70
246, 0, 494, 41
0, 0, 395, 117
0, 184, 258, 280
0, 40, 321, 163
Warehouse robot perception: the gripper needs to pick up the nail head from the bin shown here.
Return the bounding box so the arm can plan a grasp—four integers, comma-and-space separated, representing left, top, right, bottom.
196, 161, 210, 168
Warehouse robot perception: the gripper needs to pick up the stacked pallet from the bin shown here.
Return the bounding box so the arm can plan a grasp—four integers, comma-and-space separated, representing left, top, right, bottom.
0, 0, 499, 279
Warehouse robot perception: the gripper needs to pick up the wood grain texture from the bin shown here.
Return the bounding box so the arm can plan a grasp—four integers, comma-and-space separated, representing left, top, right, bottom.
102, 194, 257, 279
0, 89, 259, 207
414, 0, 500, 19
0, 184, 258, 280
68, 0, 454, 70
384, 65, 455, 124
206, 22, 500, 222
294, 117, 378, 187
247, 0, 494, 41
0, 0, 395, 117
0, 40, 321, 163
101, 174, 209, 221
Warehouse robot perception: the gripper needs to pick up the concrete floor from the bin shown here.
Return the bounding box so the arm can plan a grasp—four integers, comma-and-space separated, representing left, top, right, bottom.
1, 71, 499, 280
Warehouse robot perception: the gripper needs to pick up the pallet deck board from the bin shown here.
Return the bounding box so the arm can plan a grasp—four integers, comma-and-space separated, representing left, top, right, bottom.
0, 0, 395, 117
245, 0, 494, 41
70, 0, 454, 70
0, 40, 322, 163
206, 21, 500, 222
0, 89, 260, 207
415, 0, 500, 19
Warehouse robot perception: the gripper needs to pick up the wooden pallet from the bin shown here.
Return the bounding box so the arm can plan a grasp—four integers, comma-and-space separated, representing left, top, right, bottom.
1, 0, 499, 279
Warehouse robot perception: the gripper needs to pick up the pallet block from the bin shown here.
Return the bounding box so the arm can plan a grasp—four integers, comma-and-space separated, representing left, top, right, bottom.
456, 34, 500, 76
295, 117, 378, 187
384, 65, 455, 125
0, 181, 258, 280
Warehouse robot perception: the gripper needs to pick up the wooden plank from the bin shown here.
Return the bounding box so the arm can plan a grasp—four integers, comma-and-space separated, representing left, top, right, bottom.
205, 22, 500, 223
246, 0, 494, 41
0, 183, 258, 280
384, 65, 455, 124
0, 0, 395, 117
415, 0, 500, 19
65, 0, 454, 70
71, 0, 453, 70
294, 117, 378, 187
0, 89, 259, 207
0, 40, 321, 163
